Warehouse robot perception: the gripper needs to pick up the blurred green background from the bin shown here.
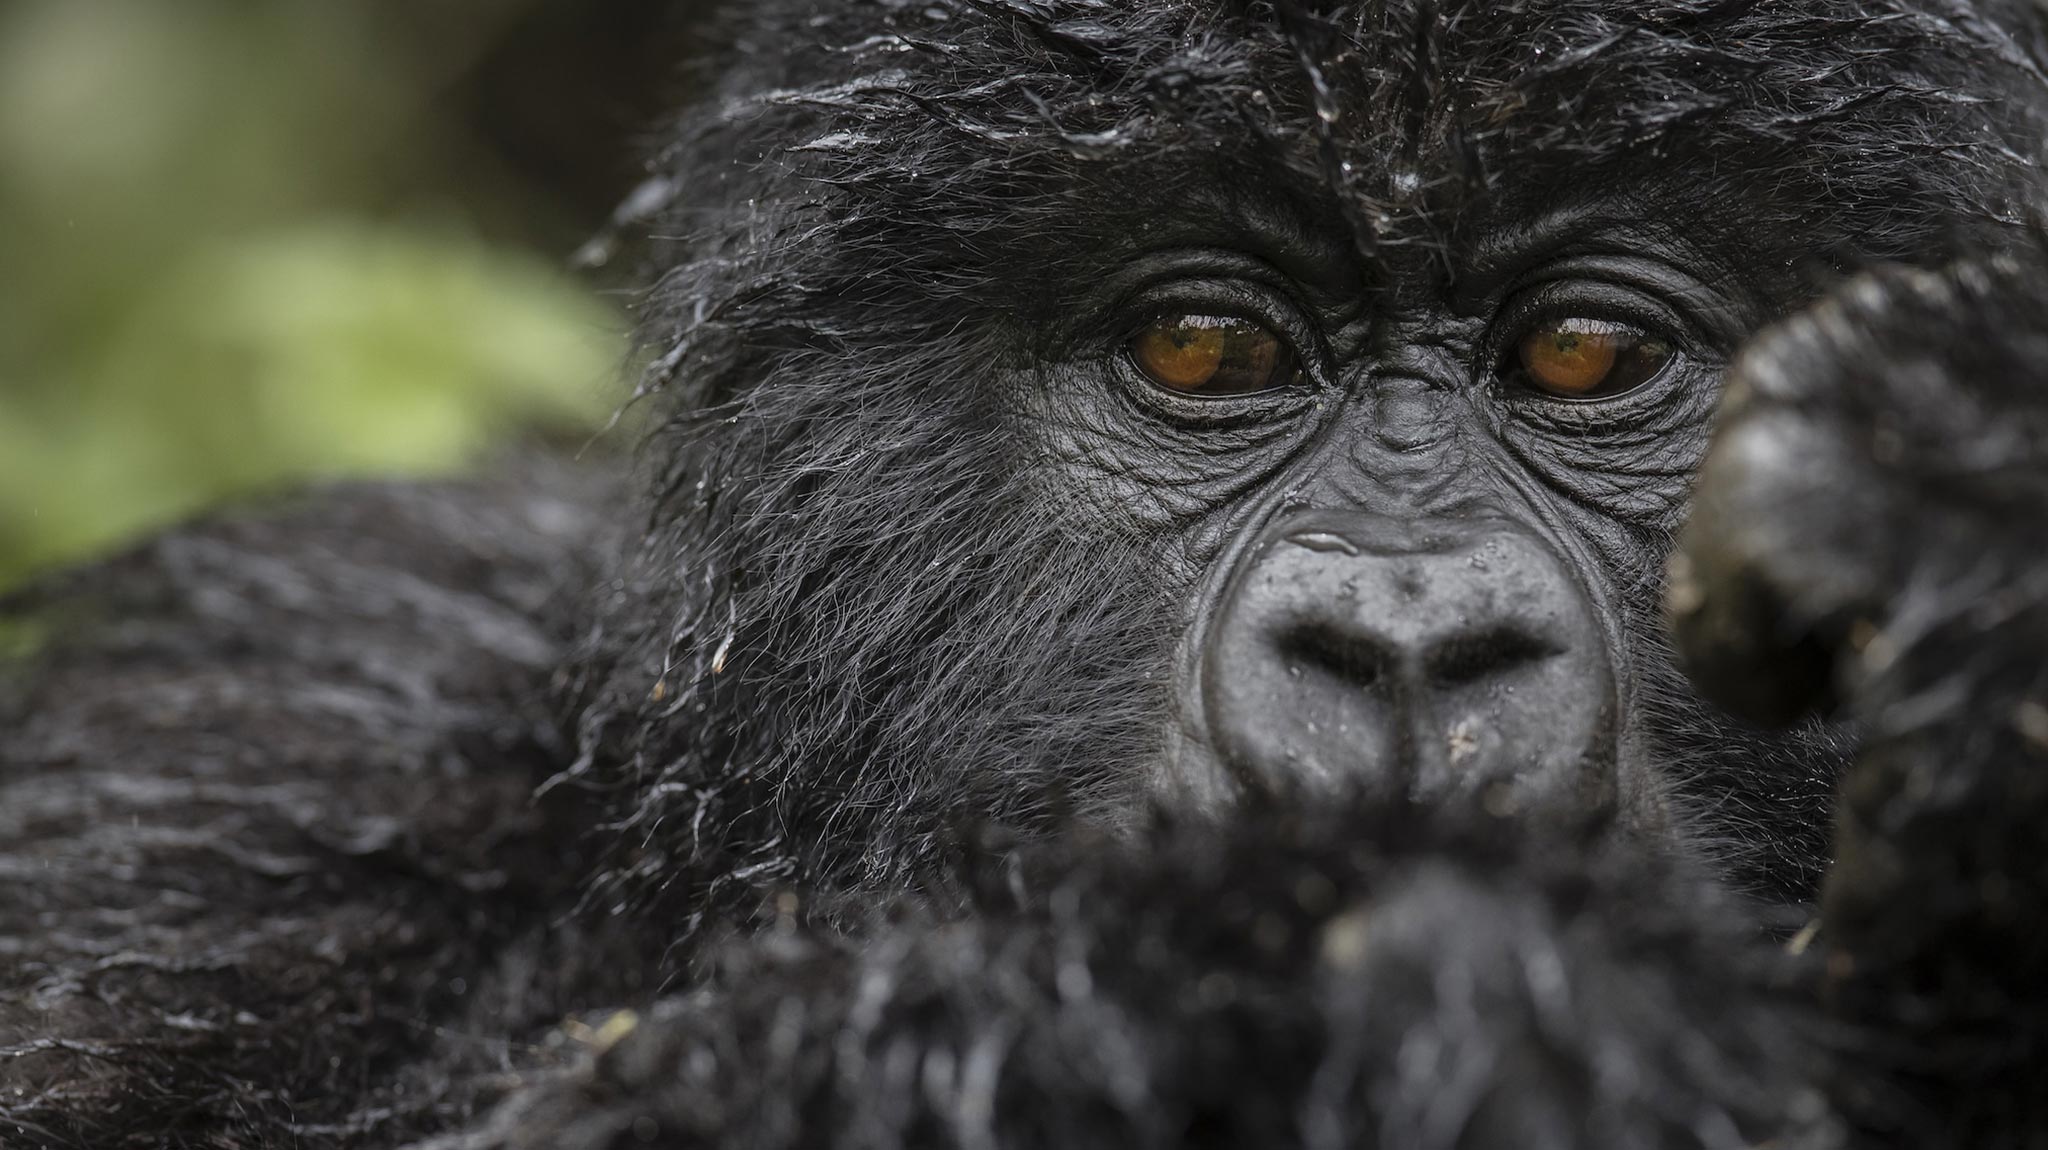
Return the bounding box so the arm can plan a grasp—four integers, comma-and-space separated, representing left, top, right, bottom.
0, 0, 687, 588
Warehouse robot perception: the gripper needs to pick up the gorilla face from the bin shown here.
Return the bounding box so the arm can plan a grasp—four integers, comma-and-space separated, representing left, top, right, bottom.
580, 0, 2046, 910
1027, 155, 1747, 825
1000, 30, 1806, 850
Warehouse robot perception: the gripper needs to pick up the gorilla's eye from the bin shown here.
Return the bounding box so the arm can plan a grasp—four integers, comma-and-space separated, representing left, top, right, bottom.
1130, 314, 1295, 397
1511, 318, 1674, 400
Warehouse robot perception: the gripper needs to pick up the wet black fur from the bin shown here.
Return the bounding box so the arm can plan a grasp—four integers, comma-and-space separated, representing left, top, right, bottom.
4, 2, 2047, 1147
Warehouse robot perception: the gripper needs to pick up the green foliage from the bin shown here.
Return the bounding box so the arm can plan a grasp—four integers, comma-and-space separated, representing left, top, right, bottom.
0, 0, 624, 588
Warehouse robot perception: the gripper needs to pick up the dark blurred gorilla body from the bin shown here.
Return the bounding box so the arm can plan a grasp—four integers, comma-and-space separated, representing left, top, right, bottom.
3, 2, 2045, 1148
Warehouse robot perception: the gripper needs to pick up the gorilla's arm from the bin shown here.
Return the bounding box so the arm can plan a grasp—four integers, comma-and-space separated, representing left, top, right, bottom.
445, 806, 1820, 1150
0, 465, 614, 1147
1675, 255, 2048, 1140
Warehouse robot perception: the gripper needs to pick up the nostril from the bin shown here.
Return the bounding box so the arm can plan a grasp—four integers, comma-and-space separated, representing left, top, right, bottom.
1426, 626, 1563, 687
1277, 621, 1564, 692
1277, 623, 1390, 690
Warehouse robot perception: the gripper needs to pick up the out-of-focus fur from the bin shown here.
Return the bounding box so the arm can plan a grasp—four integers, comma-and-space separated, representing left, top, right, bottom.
0, 467, 621, 1145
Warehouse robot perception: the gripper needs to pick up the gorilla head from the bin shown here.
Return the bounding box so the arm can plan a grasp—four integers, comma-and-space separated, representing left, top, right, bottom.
566, 0, 2048, 924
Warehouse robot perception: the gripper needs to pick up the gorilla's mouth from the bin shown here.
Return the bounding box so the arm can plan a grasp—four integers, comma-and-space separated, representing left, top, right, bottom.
1200, 508, 1619, 810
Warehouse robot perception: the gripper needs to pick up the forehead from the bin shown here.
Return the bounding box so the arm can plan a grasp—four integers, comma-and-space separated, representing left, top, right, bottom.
765, 2, 2027, 145
684, 0, 2043, 296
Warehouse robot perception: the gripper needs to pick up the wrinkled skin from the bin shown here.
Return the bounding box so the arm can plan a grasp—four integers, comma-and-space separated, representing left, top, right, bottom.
2, 2, 2046, 1148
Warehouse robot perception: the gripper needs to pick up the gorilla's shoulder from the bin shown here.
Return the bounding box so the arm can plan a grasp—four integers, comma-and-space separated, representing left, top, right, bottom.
2, 458, 617, 767
0, 458, 619, 1148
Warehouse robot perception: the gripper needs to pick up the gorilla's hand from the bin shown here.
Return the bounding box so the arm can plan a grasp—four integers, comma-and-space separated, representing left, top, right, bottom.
1669, 256, 2048, 1135
1670, 257, 2048, 725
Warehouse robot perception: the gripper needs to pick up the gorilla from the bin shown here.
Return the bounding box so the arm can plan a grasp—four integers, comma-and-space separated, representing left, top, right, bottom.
2, 1, 2043, 1147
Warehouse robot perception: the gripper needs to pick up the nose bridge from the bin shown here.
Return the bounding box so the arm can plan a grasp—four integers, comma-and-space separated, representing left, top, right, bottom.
1362, 374, 1452, 454
1359, 332, 1465, 445
1303, 354, 1473, 515
1202, 508, 1617, 807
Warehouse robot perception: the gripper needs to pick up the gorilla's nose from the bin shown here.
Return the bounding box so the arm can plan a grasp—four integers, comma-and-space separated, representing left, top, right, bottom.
1203, 511, 1615, 806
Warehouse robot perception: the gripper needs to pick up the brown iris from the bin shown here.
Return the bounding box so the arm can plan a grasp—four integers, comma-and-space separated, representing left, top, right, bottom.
1514, 318, 1674, 400
1130, 314, 1293, 397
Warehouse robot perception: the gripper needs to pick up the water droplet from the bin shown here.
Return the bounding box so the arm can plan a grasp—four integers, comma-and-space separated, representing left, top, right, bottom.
1289, 530, 1359, 556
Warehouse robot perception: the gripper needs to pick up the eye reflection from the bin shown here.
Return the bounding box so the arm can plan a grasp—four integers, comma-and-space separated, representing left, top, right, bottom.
1130, 314, 1295, 397
1511, 318, 1674, 400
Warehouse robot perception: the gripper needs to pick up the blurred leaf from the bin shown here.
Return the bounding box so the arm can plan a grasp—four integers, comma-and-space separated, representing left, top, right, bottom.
0, 224, 621, 587
0, 0, 632, 589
